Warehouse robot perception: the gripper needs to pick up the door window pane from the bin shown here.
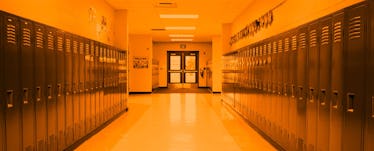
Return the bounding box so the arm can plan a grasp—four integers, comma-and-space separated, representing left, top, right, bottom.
185, 73, 196, 83
170, 55, 181, 70
170, 72, 181, 83
185, 56, 196, 70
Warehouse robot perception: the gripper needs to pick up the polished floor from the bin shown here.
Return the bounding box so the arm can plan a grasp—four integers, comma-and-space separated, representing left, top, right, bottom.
76, 93, 276, 151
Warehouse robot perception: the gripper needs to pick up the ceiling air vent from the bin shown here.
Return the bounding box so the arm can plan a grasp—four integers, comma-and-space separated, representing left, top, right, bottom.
154, 1, 177, 8
151, 28, 166, 31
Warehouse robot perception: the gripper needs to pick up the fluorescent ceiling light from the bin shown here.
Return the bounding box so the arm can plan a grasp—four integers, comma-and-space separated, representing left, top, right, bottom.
160, 14, 199, 19
171, 38, 193, 42
169, 34, 194, 38
165, 26, 196, 30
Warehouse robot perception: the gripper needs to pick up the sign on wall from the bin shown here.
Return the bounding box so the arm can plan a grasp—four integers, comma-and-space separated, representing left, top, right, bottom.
133, 56, 149, 69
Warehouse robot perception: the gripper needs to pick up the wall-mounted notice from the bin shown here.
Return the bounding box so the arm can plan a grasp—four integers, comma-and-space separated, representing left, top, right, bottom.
133, 56, 149, 69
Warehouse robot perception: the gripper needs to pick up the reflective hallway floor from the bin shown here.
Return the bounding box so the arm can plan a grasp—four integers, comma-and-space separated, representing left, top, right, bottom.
76, 93, 276, 151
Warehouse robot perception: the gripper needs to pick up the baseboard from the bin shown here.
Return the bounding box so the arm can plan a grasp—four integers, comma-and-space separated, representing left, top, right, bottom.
129, 92, 152, 94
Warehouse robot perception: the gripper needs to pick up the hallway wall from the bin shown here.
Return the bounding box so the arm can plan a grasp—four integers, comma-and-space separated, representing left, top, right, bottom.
226, 0, 364, 53
0, 0, 116, 45
153, 42, 212, 87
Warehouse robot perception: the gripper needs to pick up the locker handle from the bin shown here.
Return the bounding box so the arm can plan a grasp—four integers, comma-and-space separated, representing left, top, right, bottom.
36, 87, 41, 102
332, 91, 339, 109
347, 93, 355, 113
371, 97, 374, 118
6, 90, 14, 108
298, 86, 304, 100
57, 84, 62, 97
48, 85, 52, 99
23, 88, 29, 104
320, 89, 326, 106
291, 85, 295, 98
309, 88, 315, 103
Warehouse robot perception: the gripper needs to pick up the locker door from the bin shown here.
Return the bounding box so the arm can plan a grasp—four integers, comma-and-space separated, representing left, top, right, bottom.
56, 30, 66, 150
306, 21, 319, 151
365, 2, 374, 151
20, 18, 36, 151
89, 41, 95, 131
317, 16, 332, 151
84, 39, 91, 133
330, 11, 344, 151
45, 26, 57, 151
94, 42, 100, 127
296, 26, 308, 151
283, 36, 291, 150
289, 33, 298, 151
0, 11, 4, 151
64, 33, 74, 146
342, 3, 367, 151
99, 44, 105, 124
2, 14, 22, 151
72, 36, 80, 141
78, 38, 86, 138
34, 22, 48, 151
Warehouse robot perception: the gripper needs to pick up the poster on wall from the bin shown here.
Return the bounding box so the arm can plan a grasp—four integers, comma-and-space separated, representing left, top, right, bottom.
133, 56, 149, 69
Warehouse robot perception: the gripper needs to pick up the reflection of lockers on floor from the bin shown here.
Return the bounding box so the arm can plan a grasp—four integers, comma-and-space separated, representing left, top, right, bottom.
0, 11, 128, 151
222, 1, 374, 151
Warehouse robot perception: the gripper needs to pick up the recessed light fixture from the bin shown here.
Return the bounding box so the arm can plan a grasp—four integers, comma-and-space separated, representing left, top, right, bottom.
171, 38, 193, 42
169, 34, 194, 38
160, 14, 199, 19
165, 26, 196, 30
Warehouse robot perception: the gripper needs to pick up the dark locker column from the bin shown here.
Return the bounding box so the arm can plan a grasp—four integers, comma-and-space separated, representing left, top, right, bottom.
289, 32, 298, 151
34, 22, 48, 151
317, 16, 332, 151
365, 1, 374, 151
283, 36, 291, 150
20, 18, 36, 151
89, 41, 95, 131
72, 36, 80, 141
45, 26, 58, 151
94, 42, 100, 128
306, 21, 319, 151
64, 33, 74, 146
342, 3, 368, 151
329, 11, 344, 151
99, 44, 105, 124
296, 26, 308, 151
56, 30, 66, 150
84, 39, 92, 133
78, 37, 86, 138
103, 46, 109, 122
279, 37, 289, 148
2, 14, 22, 151
0, 11, 4, 151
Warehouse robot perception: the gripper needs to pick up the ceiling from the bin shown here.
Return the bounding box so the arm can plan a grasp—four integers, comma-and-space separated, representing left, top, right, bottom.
105, 0, 255, 42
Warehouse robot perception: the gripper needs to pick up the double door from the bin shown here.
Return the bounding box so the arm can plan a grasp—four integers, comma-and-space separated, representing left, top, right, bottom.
167, 51, 199, 88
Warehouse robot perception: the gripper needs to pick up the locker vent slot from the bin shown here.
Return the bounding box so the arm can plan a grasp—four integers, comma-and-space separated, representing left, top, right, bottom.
278, 40, 283, 52
47, 32, 54, 50
309, 29, 317, 47
285, 38, 290, 52
80, 42, 84, 54
66, 39, 71, 52
85, 43, 90, 54
321, 26, 330, 46
6, 21, 16, 44
57, 37, 63, 51
268, 43, 272, 54
299, 33, 306, 49
263, 45, 267, 55
73, 41, 78, 54
292, 36, 297, 51
348, 16, 361, 40
273, 41, 277, 53
36, 29, 44, 48
22, 27, 31, 47
333, 22, 342, 43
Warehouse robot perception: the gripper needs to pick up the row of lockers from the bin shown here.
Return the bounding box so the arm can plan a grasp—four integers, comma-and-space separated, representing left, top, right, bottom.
222, 1, 374, 151
0, 11, 128, 151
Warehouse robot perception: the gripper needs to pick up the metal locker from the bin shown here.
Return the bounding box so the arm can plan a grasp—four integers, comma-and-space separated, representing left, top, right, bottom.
0, 11, 4, 151
34, 22, 48, 151
342, 3, 368, 151
283, 35, 291, 150
329, 11, 344, 151
64, 33, 74, 146
89, 41, 95, 130
306, 21, 319, 151
72, 35, 81, 141
56, 30, 66, 150
2, 13, 22, 151
20, 18, 36, 151
99, 44, 105, 124
317, 16, 332, 151
289, 31, 298, 151
94, 42, 100, 127
84, 39, 92, 133
78, 37, 86, 137
296, 26, 308, 151
365, 1, 374, 151
45, 26, 58, 151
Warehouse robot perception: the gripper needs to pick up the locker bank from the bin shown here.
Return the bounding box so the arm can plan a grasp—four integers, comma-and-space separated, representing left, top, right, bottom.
1, 0, 374, 150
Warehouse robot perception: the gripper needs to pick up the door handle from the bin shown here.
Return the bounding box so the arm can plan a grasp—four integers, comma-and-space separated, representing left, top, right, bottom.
23, 88, 29, 104
36, 87, 41, 102
320, 89, 326, 106
6, 90, 14, 108
347, 93, 355, 113
332, 91, 339, 109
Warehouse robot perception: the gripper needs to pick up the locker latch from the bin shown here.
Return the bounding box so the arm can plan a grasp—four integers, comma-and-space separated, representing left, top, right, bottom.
347, 93, 355, 113
298, 86, 304, 100
48, 85, 53, 99
23, 88, 29, 104
371, 96, 374, 118
57, 84, 62, 97
332, 91, 339, 109
320, 89, 326, 106
36, 87, 41, 102
309, 88, 315, 103
6, 90, 14, 108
